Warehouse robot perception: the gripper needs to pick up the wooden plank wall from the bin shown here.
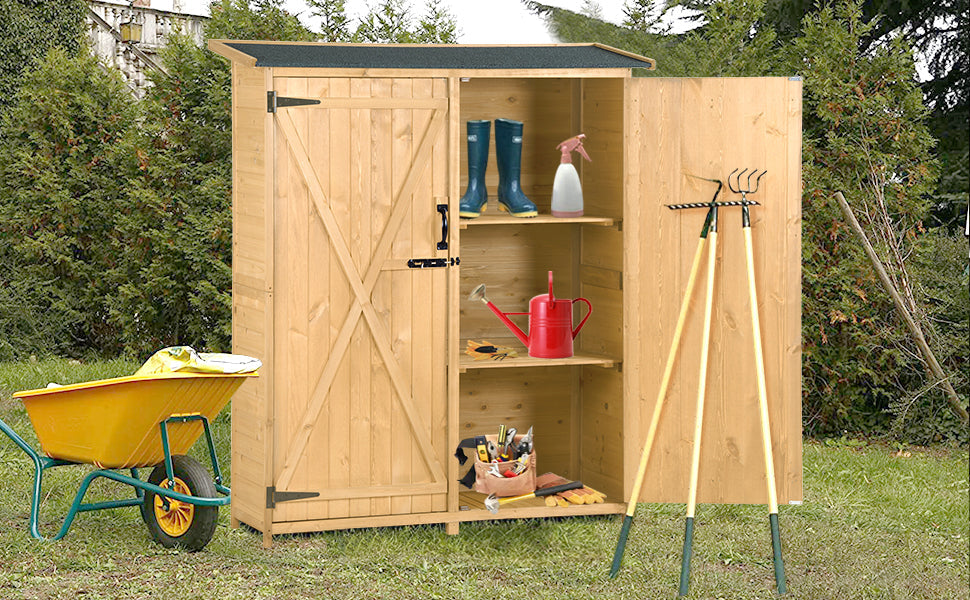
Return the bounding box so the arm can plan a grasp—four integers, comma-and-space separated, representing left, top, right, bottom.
458, 368, 576, 480
458, 78, 575, 213
578, 78, 626, 500
230, 63, 272, 531
626, 77, 802, 505
459, 226, 575, 342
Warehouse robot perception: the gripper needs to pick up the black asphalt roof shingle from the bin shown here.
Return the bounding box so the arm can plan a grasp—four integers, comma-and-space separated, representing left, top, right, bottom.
220, 42, 655, 70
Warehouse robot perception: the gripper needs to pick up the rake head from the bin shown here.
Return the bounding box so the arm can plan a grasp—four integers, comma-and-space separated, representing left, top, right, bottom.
728, 168, 766, 195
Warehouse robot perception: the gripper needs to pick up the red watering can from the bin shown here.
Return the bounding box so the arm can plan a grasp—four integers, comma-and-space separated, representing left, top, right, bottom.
469, 271, 592, 359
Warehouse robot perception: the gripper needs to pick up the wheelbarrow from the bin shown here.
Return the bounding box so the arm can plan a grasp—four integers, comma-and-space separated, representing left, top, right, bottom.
0, 370, 256, 551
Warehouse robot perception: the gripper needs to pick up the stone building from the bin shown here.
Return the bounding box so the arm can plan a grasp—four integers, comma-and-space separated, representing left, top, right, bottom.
86, 1, 207, 97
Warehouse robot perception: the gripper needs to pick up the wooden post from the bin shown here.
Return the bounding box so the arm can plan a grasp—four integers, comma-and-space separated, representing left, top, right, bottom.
834, 191, 968, 424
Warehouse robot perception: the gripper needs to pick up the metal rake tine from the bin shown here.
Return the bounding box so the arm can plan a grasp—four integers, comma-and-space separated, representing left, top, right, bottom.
746, 169, 757, 193
727, 168, 743, 194
751, 169, 767, 194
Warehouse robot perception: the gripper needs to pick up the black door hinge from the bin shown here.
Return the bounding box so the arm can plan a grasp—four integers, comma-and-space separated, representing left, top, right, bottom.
407, 257, 459, 269
267, 91, 322, 113
266, 486, 320, 508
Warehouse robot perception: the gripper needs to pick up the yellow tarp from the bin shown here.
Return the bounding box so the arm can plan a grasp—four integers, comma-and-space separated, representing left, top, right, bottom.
134, 346, 261, 376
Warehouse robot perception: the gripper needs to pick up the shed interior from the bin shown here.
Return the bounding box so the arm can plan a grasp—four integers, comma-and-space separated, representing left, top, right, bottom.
457, 76, 627, 508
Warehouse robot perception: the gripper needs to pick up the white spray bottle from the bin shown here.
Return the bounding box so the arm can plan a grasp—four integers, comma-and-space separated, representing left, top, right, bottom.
551, 134, 592, 217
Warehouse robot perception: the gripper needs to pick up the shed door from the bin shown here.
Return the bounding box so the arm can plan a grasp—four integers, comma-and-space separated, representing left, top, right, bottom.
270, 77, 450, 521
626, 77, 803, 505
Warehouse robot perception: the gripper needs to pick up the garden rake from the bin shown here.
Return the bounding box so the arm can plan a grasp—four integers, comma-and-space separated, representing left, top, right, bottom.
728, 167, 787, 595
610, 177, 722, 580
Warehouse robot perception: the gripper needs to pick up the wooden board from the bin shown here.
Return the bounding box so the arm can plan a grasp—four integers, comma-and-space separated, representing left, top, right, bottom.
625, 77, 802, 505
458, 78, 578, 215
459, 215, 615, 228
230, 62, 273, 533
268, 76, 451, 523
459, 367, 580, 481
459, 338, 615, 371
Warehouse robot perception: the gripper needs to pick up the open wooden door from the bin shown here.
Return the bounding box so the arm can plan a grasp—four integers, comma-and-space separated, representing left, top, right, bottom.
269, 77, 451, 523
625, 77, 803, 505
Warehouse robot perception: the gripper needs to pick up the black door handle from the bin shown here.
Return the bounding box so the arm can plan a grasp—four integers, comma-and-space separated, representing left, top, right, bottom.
436, 204, 448, 250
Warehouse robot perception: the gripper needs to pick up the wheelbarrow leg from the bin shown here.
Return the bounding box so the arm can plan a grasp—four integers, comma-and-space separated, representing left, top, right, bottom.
1, 415, 59, 539
159, 415, 229, 495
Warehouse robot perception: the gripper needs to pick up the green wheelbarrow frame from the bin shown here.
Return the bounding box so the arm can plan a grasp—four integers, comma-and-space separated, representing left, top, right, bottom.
0, 414, 230, 542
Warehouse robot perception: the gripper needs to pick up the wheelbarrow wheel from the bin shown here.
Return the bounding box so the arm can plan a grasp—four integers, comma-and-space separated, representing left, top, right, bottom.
143, 455, 218, 551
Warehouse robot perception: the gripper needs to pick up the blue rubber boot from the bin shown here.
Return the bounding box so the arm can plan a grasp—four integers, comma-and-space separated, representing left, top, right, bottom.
494, 118, 538, 217
459, 120, 490, 218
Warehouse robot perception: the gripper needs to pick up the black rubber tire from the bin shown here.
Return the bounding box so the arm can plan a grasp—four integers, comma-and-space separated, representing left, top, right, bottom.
143, 455, 219, 552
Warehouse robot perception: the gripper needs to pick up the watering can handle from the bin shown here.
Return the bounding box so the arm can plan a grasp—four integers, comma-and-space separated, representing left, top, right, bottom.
572, 298, 592, 339
548, 271, 555, 303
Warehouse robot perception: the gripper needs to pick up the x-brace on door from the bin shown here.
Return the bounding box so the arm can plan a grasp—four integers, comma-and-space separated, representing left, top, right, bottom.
269, 77, 450, 521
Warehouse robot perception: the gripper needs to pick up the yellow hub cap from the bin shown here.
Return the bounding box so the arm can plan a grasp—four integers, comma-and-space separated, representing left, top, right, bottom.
154, 477, 194, 537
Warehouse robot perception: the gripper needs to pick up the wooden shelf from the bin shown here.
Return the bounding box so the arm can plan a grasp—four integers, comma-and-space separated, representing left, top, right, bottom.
460, 338, 617, 372
459, 214, 617, 229
457, 491, 624, 521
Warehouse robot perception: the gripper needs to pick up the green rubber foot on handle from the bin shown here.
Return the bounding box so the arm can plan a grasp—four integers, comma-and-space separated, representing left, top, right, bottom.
679, 516, 694, 597
770, 513, 787, 595
610, 515, 634, 578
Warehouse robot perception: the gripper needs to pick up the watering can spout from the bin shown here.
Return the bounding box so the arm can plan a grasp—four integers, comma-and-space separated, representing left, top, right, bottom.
468, 284, 530, 348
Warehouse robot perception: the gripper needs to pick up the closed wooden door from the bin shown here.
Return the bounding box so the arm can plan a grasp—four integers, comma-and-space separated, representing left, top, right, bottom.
269, 77, 450, 522
625, 77, 803, 505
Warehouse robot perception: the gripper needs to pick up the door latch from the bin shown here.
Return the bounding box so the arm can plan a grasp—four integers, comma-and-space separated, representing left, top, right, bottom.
407, 257, 460, 269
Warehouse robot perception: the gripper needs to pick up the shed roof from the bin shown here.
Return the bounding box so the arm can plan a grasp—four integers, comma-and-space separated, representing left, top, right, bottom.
209, 41, 655, 71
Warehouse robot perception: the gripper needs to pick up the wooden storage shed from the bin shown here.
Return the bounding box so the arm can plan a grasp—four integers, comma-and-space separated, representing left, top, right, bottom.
210, 41, 803, 546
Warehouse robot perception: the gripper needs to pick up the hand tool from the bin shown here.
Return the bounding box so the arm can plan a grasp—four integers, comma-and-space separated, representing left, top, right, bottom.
730, 168, 786, 595
497, 424, 508, 452
484, 480, 583, 514
486, 440, 498, 462
465, 340, 518, 361
510, 454, 530, 475
679, 194, 719, 596
514, 426, 533, 456
537, 473, 605, 505
665, 199, 759, 210
610, 178, 722, 580
475, 435, 490, 463
487, 463, 502, 478
501, 427, 517, 460
537, 474, 585, 505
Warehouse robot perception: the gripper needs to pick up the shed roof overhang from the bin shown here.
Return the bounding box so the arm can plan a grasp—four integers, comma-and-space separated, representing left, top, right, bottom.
208, 40, 656, 73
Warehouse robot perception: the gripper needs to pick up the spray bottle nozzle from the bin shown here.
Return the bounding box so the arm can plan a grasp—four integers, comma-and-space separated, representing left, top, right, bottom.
557, 134, 592, 164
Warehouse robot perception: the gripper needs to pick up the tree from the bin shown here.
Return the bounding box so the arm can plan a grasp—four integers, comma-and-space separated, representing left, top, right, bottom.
541, 0, 965, 441
355, 0, 414, 42
206, 0, 316, 40
0, 47, 139, 357
789, 3, 965, 439
109, 0, 316, 355
581, 0, 604, 20
307, 0, 353, 41
353, 0, 457, 43
524, 1, 669, 61
0, 0, 86, 117
413, 0, 459, 43
673, 0, 968, 228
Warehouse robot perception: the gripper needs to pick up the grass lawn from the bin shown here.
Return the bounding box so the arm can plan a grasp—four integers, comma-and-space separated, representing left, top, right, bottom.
1, 359, 967, 599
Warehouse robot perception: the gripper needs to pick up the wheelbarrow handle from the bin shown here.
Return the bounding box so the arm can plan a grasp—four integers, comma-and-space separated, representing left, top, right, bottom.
0, 414, 44, 465
0, 415, 148, 541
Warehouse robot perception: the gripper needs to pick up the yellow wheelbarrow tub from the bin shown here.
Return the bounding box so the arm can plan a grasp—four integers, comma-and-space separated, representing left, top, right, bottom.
13, 372, 256, 469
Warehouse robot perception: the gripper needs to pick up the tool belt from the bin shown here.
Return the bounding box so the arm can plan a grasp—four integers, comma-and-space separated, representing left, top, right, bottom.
454, 434, 536, 497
